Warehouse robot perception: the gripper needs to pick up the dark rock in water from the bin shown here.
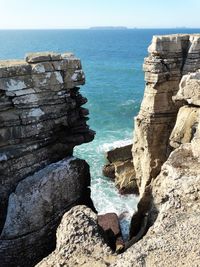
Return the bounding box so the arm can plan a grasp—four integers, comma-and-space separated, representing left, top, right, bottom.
106, 144, 132, 162
102, 163, 115, 179
98, 213, 124, 253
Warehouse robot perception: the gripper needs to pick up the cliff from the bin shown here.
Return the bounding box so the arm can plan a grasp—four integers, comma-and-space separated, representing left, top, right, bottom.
37, 34, 200, 266
133, 34, 200, 195
1, 35, 200, 267
0, 52, 95, 266
116, 34, 200, 265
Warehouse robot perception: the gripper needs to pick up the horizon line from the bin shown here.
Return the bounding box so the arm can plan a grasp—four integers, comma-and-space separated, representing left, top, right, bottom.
0, 27, 200, 30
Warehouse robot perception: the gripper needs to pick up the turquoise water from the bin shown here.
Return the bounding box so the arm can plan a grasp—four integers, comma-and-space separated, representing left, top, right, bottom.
1, 29, 200, 238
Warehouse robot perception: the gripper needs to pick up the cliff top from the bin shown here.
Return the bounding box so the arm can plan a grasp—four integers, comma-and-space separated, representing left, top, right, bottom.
0, 51, 77, 66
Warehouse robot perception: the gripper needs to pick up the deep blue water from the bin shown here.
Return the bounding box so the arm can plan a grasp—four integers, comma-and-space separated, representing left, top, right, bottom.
1, 29, 200, 238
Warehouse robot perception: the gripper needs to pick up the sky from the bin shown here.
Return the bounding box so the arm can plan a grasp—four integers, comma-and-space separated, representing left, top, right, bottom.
0, 0, 199, 29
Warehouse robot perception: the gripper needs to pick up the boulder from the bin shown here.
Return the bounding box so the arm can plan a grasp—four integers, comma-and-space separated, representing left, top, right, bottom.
36, 206, 114, 267
170, 105, 200, 148
0, 158, 94, 266
174, 70, 200, 106
106, 144, 132, 162
98, 213, 124, 252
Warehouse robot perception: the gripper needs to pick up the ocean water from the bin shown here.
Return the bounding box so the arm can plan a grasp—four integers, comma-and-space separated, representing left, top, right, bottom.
1, 29, 200, 239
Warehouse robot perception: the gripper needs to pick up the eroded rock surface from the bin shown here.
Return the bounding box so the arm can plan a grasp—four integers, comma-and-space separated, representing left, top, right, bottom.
36, 35, 200, 267
1, 158, 91, 239
103, 143, 138, 194
36, 206, 114, 267
133, 34, 200, 195
113, 144, 200, 267
0, 52, 95, 266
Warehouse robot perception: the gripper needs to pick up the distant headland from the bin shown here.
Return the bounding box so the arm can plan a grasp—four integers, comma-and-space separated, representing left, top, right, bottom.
89, 26, 128, 30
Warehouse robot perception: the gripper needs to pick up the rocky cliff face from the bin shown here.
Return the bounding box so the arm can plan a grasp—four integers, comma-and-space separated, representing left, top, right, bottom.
118, 34, 200, 265
133, 34, 200, 195
0, 52, 95, 266
37, 34, 200, 267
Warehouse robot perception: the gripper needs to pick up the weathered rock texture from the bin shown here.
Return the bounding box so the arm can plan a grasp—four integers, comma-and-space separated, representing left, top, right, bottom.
36, 206, 114, 267
36, 35, 200, 267
122, 34, 200, 266
0, 52, 95, 266
103, 143, 138, 194
113, 144, 200, 267
133, 34, 200, 195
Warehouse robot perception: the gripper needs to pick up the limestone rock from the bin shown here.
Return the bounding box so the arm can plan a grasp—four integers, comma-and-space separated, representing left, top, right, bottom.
102, 164, 115, 179
36, 206, 114, 267
115, 160, 138, 195
103, 143, 138, 194
0, 158, 93, 266
106, 144, 132, 162
0, 60, 31, 78
170, 105, 200, 148
25, 52, 62, 63
0, 52, 95, 232
133, 34, 200, 195
113, 144, 200, 267
175, 70, 200, 106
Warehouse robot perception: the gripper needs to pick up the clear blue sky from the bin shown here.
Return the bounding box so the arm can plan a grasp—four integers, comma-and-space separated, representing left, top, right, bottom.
0, 0, 199, 29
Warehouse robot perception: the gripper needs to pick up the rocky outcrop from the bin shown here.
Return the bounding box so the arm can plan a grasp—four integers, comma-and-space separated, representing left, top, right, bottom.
113, 143, 200, 267
36, 35, 200, 267
133, 34, 200, 195
36, 206, 114, 267
121, 34, 200, 266
103, 143, 138, 194
0, 52, 95, 266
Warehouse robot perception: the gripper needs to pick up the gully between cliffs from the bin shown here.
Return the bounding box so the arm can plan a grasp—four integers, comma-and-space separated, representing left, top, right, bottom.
1, 33, 200, 267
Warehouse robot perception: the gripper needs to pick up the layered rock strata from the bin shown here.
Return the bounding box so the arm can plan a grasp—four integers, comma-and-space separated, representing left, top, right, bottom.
36, 34, 200, 267
133, 34, 200, 195
121, 34, 200, 266
0, 52, 95, 266
103, 143, 138, 194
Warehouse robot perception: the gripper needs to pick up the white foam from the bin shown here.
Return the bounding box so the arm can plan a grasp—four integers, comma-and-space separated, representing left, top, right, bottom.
101, 139, 132, 152
120, 99, 135, 106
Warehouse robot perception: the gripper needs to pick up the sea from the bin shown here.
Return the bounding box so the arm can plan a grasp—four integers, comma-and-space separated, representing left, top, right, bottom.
0, 28, 200, 239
